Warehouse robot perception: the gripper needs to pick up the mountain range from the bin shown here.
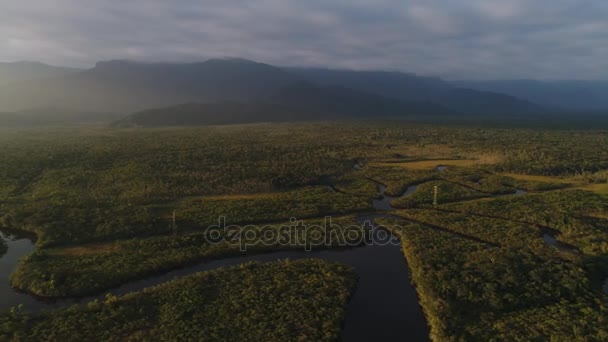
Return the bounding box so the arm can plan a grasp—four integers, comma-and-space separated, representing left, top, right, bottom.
0, 58, 606, 126
454, 79, 608, 111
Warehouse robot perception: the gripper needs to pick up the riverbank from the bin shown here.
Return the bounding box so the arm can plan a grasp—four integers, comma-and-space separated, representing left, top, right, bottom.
1, 259, 357, 341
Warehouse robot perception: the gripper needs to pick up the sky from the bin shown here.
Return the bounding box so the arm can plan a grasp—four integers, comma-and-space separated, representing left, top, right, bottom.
1, 0, 607, 80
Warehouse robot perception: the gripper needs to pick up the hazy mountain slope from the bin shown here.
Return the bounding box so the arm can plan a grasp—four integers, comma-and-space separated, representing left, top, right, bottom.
287, 68, 542, 115
0, 108, 122, 126
0, 58, 542, 116
286, 68, 451, 102
273, 82, 452, 117
0, 59, 299, 113
0, 61, 79, 86
438, 88, 543, 115
454, 80, 608, 111
117, 82, 454, 127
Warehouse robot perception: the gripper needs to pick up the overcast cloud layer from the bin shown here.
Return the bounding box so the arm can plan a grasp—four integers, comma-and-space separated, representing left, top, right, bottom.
1, 0, 607, 79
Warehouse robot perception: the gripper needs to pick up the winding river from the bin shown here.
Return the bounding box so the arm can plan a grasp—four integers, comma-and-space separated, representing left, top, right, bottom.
0, 185, 431, 341
1, 168, 603, 341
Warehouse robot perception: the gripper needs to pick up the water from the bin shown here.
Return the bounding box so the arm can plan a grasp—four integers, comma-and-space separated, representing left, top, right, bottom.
542, 233, 559, 248
372, 184, 418, 211
541, 231, 578, 252
0, 231, 45, 311
0, 185, 431, 341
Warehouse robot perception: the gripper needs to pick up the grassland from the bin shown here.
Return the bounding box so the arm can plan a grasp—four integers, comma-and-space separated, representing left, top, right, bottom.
580, 183, 608, 195
500, 172, 574, 184
2, 259, 357, 341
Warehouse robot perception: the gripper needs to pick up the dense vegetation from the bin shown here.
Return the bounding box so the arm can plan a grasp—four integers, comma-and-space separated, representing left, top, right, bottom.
392, 180, 488, 208
173, 187, 370, 228
376, 186, 608, 340
1, 121, 607, 340
442, 190, 608, 255
380, 215, 607, 341
11, 216, 364, 297
2, 259, 357, 341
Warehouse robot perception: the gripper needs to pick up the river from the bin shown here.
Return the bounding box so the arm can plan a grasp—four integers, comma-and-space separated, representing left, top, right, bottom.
0, 185, 431, 341
2, 168, 599, 341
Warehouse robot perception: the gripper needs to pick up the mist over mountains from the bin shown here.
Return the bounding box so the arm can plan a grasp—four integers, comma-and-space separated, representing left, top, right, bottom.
455, 80, 608, 111
0, 58, 606, 126
0, 61, 79, 86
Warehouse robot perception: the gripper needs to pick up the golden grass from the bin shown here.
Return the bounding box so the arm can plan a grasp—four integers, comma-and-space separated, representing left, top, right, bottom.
373, 159, 480, 170
500, 173, 573, 184
498, 173, 608, 195
576, 183, 608, 195
401, 144, 459, 159
50, 243, 119, 256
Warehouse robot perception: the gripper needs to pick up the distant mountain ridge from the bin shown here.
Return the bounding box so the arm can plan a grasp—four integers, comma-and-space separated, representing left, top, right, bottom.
0, 58, 547, 126
117, 82, 455, 127
0, 59, 298, 113
289, 68, 542, 115
455, 79, 608, 111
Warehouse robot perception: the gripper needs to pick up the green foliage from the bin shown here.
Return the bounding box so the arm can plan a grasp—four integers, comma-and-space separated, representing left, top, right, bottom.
2, 259, 358, 341
442, 190, 608, 255
0, 125, 379, 246
11, 216, 363, 297
2, 123, 607, 246
175, 187, 370, 227
379, 216, 608, 341
391, 180, 489, 208
437, 167, 568, 193
362, 165, 437, 196
2, 122, 608, 341
334, 175, 379, 198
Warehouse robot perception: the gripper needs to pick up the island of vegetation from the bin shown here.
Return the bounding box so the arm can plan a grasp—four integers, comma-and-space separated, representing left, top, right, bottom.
1, 259, 357, 341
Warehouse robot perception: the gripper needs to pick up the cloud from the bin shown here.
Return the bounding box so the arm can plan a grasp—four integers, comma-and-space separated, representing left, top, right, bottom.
0, 0, 607, 79
472, 0, 525, 20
